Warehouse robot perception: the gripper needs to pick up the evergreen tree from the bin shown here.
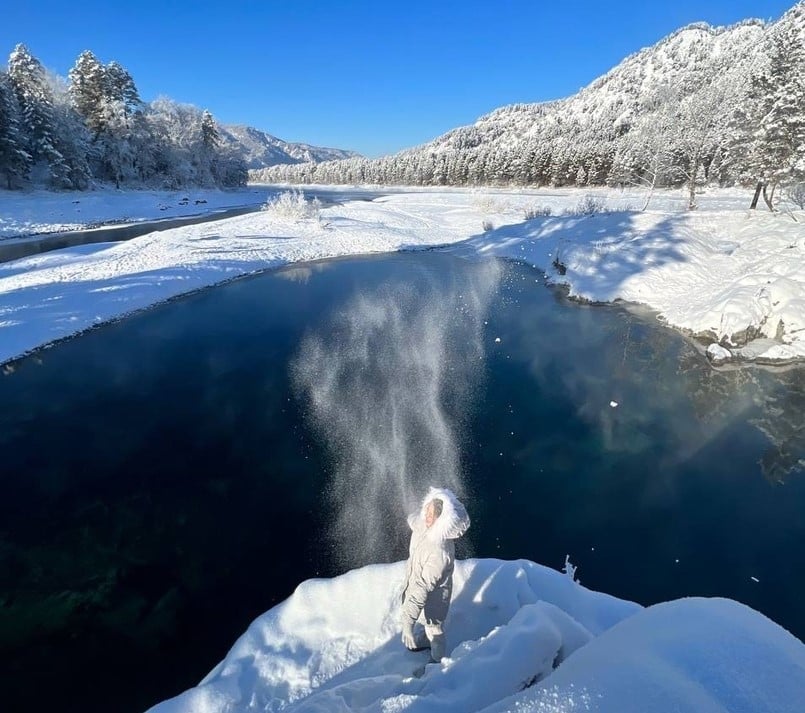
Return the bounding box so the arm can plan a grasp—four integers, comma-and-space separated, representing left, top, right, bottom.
96, 99, 136, 187
200, 109, 219, 150
68, 52, 148, 186
727, 6, 805, 208
68, 50, 107, 133
759, 10, 805, 189
199, 109, 220, 183
48, 72, 92, 189
0, 70, 30, 188
105, 61, 141, 111
7, 44, 71, 187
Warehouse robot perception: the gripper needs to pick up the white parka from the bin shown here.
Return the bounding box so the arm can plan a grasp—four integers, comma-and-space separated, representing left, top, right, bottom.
401, 487, 470, 628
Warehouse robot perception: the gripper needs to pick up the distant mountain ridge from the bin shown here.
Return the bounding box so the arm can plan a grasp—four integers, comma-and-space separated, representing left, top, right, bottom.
259, 1, 805, 204
219, 124, 359, 170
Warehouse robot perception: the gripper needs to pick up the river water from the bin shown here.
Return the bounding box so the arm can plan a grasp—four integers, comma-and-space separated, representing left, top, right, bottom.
0, 252, 803, 712
0, 187, 388, 262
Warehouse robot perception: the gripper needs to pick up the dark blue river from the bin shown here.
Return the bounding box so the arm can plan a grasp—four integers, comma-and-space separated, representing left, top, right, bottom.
0, 252, 803, 712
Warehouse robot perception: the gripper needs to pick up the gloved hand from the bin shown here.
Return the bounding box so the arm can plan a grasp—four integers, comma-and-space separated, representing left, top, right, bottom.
401, 620, 417, 650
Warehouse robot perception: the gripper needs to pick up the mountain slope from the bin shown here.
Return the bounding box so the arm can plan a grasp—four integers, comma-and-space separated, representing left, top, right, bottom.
426, 20, 765, 153
219, 124, 359, 170
260, 1, 804, 194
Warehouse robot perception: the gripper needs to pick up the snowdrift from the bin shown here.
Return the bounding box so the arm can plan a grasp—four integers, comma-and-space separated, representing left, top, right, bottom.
148, 558, 805, 713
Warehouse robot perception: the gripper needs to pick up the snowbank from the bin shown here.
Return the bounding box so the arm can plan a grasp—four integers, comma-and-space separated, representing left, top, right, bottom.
147, 558, 805, 713
456, 200, 805, 364
0, 187, 265, 238
0, 192, 485, 364
485, 596, 805, 713
1, 187, 804, 367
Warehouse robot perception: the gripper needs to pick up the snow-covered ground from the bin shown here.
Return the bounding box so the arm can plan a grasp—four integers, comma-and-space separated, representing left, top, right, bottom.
0, 186, 267, 238
147, 557, 805, 713
1, 185, 803, 367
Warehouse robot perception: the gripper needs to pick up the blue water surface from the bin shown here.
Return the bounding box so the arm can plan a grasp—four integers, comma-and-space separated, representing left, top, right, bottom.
0, 252, 803, 712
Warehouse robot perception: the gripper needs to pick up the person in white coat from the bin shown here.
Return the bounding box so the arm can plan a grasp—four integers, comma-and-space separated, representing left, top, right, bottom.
400, 486, 470, 662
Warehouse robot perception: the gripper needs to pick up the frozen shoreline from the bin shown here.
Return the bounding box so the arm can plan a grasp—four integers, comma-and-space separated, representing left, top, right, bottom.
1, 185, 804, 368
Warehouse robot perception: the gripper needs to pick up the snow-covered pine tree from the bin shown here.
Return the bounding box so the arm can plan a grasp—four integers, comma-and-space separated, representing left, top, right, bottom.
724, 77, 767, 206
8, 44, 71, 187
200, 109, 219, 151
96, 99, 137, 187
68, 50, 108, 134
48, 72, 92, 190
726, 4, 805, 209
759, 5, 805, 203
105, 61, 141, 111
0, 70, 31, 188
68, 53, 145, 186
197, 109, 220, 184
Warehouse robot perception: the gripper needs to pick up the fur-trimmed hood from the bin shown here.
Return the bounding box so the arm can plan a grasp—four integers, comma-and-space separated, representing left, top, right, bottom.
408, 486, 470, 542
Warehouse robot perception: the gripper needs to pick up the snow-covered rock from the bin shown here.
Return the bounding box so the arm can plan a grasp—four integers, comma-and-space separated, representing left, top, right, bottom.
706, 343, 732, 365
147, 558, 805, 713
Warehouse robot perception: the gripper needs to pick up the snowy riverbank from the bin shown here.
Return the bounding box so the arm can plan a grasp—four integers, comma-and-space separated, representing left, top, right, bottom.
147, 557, 805, 713
1, 186, 804, 367
0, 186, 267, 239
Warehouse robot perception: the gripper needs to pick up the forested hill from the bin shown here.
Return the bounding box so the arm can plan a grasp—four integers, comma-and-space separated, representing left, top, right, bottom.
259, 1, 805, 206
0, 46, 356, 192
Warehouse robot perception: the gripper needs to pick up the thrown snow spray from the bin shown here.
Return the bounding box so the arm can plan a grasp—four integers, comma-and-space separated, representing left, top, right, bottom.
291, 258, 501, 567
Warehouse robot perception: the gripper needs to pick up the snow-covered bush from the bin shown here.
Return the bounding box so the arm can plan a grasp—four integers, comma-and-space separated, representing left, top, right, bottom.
261, 190, 322, 220
563, 555, 579, 582
482, 219, 494, 232
473, 194, 506, 213
564, 194, 607, 216
524, 205, 553, 219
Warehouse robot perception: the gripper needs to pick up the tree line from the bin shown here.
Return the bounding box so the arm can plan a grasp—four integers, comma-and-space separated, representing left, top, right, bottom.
0, 44, 247, 190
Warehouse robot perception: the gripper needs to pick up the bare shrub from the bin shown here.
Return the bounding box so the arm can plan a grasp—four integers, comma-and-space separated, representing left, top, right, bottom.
564, 194, 607, 216
524, 205, 552, 219
473, 194, 506, 213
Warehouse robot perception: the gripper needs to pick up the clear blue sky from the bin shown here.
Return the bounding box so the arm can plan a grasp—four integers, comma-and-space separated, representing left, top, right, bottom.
1, 0, 797, 157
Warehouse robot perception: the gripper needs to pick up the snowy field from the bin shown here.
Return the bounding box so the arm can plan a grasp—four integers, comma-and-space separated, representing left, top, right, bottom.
148, 558, 805, 713
1, 185, 804, 368
0, 186, 267, 238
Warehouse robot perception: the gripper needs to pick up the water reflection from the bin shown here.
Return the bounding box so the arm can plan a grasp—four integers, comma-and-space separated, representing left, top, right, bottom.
678, 351, 805, 484
505, 278, 805, 484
